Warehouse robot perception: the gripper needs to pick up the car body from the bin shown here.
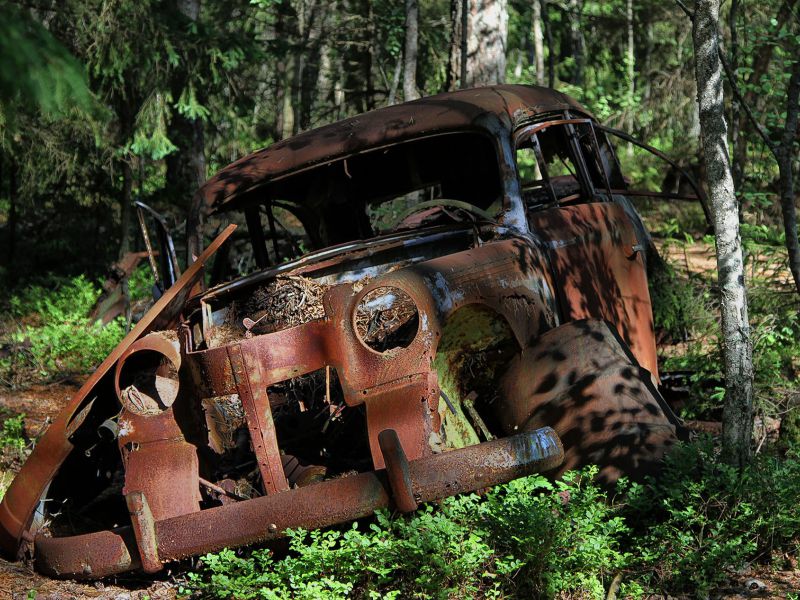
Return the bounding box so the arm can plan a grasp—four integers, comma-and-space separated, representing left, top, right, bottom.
0, 85, 684, 579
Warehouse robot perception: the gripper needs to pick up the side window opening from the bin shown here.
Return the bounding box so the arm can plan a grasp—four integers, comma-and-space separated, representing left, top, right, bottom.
516, 125, 584, 208
515, 119, 618, 210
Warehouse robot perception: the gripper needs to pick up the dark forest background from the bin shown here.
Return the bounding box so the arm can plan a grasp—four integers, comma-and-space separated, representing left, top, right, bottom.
0, 0, 796, 283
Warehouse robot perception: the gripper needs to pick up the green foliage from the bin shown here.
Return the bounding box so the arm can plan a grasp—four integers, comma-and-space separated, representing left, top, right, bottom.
184, 467, 629, 599
648, 255, 700, 342
0, 3, 96, 125
0, 275, 126, 385
652, 220, 800, 422
184, 447, 800, 599
625, 439, 800, 595
481, 468, 630, 598
0, 413, 26, 451
128, 264, 156, 303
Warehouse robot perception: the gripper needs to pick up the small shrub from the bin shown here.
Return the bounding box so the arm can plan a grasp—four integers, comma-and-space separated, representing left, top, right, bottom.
481, 468, 630, 598
184, 467, 627, 599
0, 413, 26, 451
0, 413, 27, 501
623, 439, 800, 595
648, 255, 701, 343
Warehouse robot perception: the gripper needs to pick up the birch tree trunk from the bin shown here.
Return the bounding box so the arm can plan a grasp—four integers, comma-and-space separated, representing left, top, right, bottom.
403, 0, 419, 101
448, 0, 508, 88
728, 0, 742, 193
692, 0, 754, 468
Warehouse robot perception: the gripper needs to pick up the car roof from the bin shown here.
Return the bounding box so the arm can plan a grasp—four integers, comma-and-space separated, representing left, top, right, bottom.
197, 84, 590, 213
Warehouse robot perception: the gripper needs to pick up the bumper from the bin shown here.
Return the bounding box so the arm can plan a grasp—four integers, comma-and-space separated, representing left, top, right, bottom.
35, 427, 563, 579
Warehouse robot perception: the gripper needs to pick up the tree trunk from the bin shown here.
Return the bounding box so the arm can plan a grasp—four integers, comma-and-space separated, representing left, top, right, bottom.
273, 3, 290, 141
403, 0, 419, 101
282, 54, 296, 139
6, 158, 17, 284
532, 0, 545, 86
445, 0, 460, 91
448, 0, 513, 88
166, 113, 206, 206
643, 19, 653, 102
166, 0, 206, 211
693, 0, 754, 468
732, 0, 798, 187
388, 50, 402, 104
728, 0, 742, 192
118, 158, 134, 260
465, 0, 508, 86
567, 0, 584, 87
460, 0, 468, 86
777, 60, 800, 296
363, 0, 376, 110
297, 0, 331, 129
542, 0, 554, 87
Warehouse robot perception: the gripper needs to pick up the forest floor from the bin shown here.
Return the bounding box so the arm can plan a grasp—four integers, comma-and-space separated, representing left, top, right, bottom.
0, 240, 798, 598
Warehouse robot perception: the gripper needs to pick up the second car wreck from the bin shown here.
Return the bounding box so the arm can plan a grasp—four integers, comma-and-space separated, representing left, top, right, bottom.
0, 85, 687, 579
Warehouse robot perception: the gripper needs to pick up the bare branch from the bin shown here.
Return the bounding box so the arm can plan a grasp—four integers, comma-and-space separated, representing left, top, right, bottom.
716, 47, 778, 155
674, 0, 695, 20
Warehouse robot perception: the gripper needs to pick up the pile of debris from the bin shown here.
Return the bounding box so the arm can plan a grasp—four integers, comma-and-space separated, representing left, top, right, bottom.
355, 287, 419, 351
244, 276, 328, 334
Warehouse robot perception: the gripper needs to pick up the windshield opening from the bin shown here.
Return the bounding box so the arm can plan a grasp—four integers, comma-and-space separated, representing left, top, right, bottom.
240, 132, 503, 268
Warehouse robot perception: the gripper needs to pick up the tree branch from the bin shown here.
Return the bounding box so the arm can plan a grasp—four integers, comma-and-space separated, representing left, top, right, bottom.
674, 0, 694, 20
716, 47, 778, 155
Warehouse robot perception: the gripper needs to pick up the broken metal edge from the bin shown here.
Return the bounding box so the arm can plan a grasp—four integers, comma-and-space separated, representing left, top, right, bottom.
0, 225, 238, 559
34, 427, 563, 579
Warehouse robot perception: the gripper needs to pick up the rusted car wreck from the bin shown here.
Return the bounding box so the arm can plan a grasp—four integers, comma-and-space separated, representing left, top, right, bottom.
0, 85, 685, 579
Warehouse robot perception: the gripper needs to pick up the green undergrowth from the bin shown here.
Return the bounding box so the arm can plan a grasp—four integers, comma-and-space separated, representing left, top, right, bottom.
0, 268, 152, 387
649, 223, 800, 427
182, 443, 800, 599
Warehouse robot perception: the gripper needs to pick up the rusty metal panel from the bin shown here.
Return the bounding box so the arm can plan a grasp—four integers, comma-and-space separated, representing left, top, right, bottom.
496, 319, 680, 484
33, 428, 562, 578
119, 410, 201, 521
125, 491, 161, 574
528, 202, 658, 378
34, 529, 141, 579
153, 427, 563, 562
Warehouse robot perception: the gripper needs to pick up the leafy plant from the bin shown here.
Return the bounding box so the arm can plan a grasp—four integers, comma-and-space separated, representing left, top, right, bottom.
184, 444, 800, 599
0, 275, 127, 385
481, 468, 630, 598
624, 439, 800, 595
184, 467, 632, 599
0, 413, 26, 451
